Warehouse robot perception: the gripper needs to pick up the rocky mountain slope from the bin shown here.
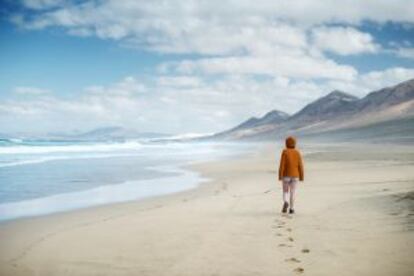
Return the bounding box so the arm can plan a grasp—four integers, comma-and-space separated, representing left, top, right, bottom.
211, 78, 414, 141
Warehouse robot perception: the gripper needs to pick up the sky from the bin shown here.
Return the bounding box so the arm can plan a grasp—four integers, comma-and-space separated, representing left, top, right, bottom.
0, 0, 414, 136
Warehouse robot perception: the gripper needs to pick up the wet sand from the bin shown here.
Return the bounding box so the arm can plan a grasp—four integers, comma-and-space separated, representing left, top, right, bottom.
0, 142, 413, 276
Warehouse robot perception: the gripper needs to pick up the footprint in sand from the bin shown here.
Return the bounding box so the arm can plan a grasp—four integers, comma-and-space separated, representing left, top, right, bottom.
275, 233, 283, 237
285, 257, 301, 263
301, 248, 310, 253
278, 243, 293, 248
281, 213, 293, 219
286, 228, 292, 232
277, 220, 286, 225
288, 237, 294, 242
294, 267, 305, 274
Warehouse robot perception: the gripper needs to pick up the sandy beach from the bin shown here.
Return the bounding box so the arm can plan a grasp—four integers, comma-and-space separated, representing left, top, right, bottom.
0, 142, 413, 276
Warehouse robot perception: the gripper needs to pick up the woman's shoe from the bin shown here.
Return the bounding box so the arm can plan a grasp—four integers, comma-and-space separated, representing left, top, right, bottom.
282, 202, 289, 213
289, 208, 295, 214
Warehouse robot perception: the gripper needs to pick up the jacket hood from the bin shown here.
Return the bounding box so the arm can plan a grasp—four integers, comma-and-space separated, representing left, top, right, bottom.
285, 136, 296, 149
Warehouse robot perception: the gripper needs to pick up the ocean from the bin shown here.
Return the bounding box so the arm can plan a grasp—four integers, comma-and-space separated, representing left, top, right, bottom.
0, 138, 252, 222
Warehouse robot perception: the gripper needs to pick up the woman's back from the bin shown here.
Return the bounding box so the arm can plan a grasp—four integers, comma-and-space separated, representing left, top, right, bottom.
278, 136, 305, 214
278, 137, 304, 181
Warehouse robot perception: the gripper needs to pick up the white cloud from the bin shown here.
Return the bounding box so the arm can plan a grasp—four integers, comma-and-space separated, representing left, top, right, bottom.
13, 0, 413, 84
311, 26, 379, 55
14, 86, 51, 95
22, 0, 65, 10
157, 76, 202, 88
3, 1, 414, 135
358, 67, 414, 91
13, 1, 412, 55
15, 1, 414, 34
323, 67, 414, 97
85, 76, 146, 96
394, 47, 414, 59
170, 54, 357, 80
11, 0, 413, 83
0, 75, 314, 134
2, 68, 412, 135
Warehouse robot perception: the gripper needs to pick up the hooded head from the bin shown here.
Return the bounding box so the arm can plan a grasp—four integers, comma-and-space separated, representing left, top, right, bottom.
285, 136, 296, 149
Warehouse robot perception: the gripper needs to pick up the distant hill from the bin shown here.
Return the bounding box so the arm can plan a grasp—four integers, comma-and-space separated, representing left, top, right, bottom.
6, 127, 171, 141
59, 127, 169, 141
236, 110, 290, 129
288, 90, 358, 123
211, 110, 289, 140
210, 78, 414, 141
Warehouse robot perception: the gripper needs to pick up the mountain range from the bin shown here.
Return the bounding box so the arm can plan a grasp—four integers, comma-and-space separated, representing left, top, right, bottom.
65, 127, 169, 141
209, 78, 414, 142
1, 127, 169, 141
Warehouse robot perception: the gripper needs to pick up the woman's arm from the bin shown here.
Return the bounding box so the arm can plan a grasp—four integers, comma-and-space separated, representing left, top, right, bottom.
278, 150, 286, 180
298, 151, 304, 181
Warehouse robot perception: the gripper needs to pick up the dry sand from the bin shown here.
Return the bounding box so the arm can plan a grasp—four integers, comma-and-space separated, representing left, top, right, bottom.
0, 142, 413, 276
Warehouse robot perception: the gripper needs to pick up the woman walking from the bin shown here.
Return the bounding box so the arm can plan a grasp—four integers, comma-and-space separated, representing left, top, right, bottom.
278, 136, 304, 214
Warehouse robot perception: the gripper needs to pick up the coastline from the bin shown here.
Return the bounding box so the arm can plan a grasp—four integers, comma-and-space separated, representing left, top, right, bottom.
0, 141, 256, 222
0, 142, 413, 276
0, 165, 205, 222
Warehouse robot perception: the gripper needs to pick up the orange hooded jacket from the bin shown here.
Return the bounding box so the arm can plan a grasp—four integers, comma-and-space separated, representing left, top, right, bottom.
278, 136, 304, 181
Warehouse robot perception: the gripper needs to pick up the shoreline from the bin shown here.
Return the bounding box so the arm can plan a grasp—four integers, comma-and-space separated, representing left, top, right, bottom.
0, 165, 204, 223
0, 141, 257, 223
0, 143, 259, 226
0, 142, 413, 276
